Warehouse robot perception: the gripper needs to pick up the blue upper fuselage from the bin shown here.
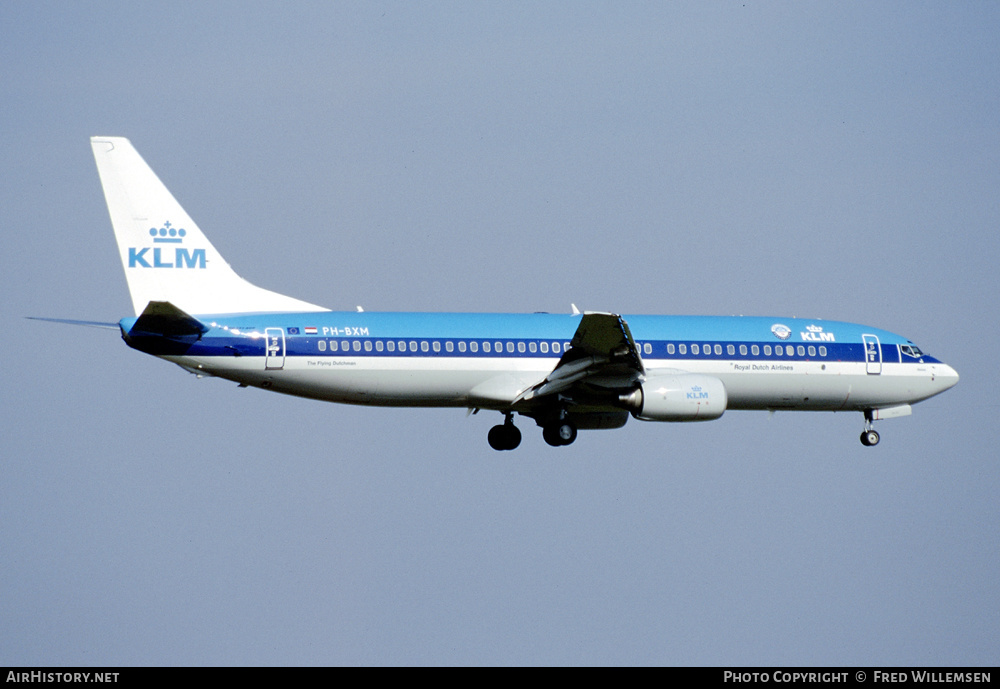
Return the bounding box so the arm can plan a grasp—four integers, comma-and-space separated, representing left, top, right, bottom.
118, 311, 945, 365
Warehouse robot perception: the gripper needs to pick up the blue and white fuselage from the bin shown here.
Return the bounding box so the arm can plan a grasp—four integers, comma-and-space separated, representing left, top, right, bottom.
119, 309, 956, 442
86, 137, 957, 450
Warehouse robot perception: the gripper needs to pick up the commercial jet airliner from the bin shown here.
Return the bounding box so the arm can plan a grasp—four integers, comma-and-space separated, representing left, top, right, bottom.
41, 137, 959, 450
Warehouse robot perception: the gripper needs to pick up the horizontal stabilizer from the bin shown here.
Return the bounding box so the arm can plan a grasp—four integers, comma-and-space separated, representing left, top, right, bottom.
122, 301, 208, 356
128, 301, 209, 338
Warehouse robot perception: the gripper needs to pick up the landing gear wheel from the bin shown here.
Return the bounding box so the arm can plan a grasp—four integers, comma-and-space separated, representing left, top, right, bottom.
543, 421, 577, 447
488, 425, 506, 450
542, 425, 561, 447
488, 422, 521, 451
860, 429, 880, 447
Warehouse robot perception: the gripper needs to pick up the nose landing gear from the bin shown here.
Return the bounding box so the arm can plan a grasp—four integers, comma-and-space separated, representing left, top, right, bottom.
860, 429, 880, 446
860, 411, 880, 446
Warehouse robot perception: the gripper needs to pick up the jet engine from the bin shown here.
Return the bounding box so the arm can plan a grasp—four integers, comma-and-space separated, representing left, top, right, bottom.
620, 374, 727, 422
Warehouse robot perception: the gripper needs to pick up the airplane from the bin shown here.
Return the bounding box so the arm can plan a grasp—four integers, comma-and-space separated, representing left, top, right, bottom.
37, 136, 959, 451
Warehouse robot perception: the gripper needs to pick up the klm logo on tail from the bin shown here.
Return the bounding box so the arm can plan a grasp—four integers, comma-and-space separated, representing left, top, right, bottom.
129, 221, 206, 269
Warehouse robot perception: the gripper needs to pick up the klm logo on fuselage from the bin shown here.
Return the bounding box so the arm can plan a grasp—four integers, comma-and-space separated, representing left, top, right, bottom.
128, 221, 206, 269
801, 324, 835, 342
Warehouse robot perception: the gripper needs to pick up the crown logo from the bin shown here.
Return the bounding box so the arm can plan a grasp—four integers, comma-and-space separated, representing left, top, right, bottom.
806, 324, 823, 332
149, 220, 187, 244
691, 386, 702, 392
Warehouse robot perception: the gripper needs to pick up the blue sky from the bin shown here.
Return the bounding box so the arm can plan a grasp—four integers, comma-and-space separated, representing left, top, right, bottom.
2, 2, 997, 665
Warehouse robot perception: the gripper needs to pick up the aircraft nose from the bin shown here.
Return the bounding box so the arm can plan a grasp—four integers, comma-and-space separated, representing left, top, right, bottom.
936, 363, 960, 392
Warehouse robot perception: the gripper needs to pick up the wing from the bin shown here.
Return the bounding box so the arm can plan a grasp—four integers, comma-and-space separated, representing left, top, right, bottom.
26, 316, 119, 330
514, 312, 645, 407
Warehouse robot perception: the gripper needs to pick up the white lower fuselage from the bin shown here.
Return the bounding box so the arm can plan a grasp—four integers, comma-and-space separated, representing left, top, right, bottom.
165, 350, 957, 414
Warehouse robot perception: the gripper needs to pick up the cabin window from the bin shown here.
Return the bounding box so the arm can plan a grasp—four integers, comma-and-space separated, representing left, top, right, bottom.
739, 344, 747, 356
529, 342, 537, 353
691, 344, 700, 355
679, 344, 687, 355
807, 346, 815, 357
540, 342, 549, 354
387, 341, 395, 352
774, 345, 782, 356
751, 344, 759, 356
667, 343, 676, 355
506, 342, 514, 353
552, 342, 561, 354
409, 341, 417, 352
483, 342, 491, 353
458, 341, 466, 353
714, 344, 722, 355
432, 341, 441, 353
796, 345, 804, 356
517, 342, 525, 353
398, 341, 406, 352
364, 340, 372, 352
644, 343, 652, 355
470, 341, 479, 353
421, 341, 429, 352
786, 345, 795, 356
318, 340, 326, 352
445, 341, 453, 353
819, 346, 827, 357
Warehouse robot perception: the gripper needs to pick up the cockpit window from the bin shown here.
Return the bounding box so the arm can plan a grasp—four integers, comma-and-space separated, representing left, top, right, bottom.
900, 345, 924, 358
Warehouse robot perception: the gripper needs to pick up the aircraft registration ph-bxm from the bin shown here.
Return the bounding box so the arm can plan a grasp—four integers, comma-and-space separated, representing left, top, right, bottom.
54, 137, 959, 450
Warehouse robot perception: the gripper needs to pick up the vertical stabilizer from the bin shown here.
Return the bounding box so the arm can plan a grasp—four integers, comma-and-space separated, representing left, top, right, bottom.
91, 136, 327, 316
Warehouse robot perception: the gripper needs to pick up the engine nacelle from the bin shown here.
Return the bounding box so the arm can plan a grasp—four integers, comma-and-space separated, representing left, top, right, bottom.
621, 374, 727, 422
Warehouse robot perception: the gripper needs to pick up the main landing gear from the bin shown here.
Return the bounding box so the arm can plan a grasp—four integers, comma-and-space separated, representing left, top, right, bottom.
486, 413, 578, 450
542, 419, 577, 447
860, 411, 880, 447
488, 414, 522, 451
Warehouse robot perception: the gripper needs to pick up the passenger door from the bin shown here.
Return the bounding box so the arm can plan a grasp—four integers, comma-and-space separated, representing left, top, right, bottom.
863, 334, 881, 375
265, 328, 285, 370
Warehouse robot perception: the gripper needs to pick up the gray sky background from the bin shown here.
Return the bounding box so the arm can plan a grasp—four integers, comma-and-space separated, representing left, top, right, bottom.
2, 2, 997, 666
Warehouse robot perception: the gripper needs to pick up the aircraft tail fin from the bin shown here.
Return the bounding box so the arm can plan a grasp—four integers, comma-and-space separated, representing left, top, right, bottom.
91, 137, 328, 316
